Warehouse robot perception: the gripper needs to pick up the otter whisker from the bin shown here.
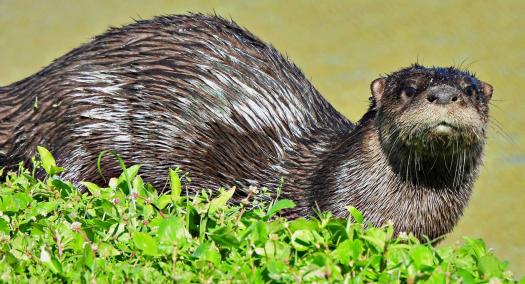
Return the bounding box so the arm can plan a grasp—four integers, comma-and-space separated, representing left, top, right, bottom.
488, 117, 514, 144
451, 139, 461, 187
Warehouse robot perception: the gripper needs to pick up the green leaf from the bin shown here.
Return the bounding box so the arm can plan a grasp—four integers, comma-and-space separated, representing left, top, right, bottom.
34, 201, 58, 216
478, 255, 502, 278
37, 146, 64, 175
97, 242, 121, 258
309, 252, 329, 267
208, 187, 235, 215
40, 247, 63, 274
80, 181, 101, 196
118, 165, 141, 186
169, 168, 182, 198
289, 218, 319, 232
457, 269, 476, 284
333, 239, 363, 264
210, 227, 240, 247
267, 259, 286, 275
462, 237, 487, 259
0, 218, 9, 234
37, 145, 55, 171
362, 227, 388, 252
133, 175, 145, 194
133, 232, 159, 256
346, 206, 363, 224
410, 245, 434, 271
193, 242, 221, 265
13, 192, 32, 211
267, 199, 295, 217
252, 221, 268, 244
0, 195, 16, 212
158, 216, 187, 246
51, 178, 74, 198
256, 241, 291, 260
83, 244, 95, 269
155, 195, 174, 209
291, 229, 315, 251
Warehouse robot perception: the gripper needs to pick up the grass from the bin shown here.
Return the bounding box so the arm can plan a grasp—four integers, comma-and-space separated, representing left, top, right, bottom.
0, 147, 521, 283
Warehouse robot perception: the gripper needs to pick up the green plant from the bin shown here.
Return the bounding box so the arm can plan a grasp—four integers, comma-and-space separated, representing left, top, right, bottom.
0, 147, 521, 283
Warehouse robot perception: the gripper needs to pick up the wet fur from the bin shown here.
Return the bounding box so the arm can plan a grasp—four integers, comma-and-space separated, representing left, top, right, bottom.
0, 14, 490, 241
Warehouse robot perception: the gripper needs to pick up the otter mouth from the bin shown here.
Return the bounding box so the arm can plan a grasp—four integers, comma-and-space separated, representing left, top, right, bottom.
430, 122, 458, 136
379, 116, 483, 157
404, 121, 481, 154
395, 121, 478, 153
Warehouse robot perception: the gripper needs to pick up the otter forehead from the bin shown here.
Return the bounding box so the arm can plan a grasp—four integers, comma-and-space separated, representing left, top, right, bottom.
385, 64, 481, 91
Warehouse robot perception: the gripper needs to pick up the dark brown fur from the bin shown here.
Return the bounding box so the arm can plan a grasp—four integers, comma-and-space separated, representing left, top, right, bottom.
0, 14, 492, 241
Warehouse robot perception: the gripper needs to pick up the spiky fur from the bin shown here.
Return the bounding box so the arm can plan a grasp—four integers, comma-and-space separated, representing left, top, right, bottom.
0, 14, 491, 241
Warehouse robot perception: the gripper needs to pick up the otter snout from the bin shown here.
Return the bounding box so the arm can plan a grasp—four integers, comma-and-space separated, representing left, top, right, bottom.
426, 86, 460, 105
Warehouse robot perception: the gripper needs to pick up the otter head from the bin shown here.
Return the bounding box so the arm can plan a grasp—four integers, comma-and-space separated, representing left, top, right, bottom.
370, 64, 493, 187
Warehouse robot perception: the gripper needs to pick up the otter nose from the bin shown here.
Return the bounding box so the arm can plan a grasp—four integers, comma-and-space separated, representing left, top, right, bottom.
426, 88, 459, 105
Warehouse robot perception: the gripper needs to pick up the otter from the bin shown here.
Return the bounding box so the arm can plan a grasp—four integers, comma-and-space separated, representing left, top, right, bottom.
0, 14, 492, 241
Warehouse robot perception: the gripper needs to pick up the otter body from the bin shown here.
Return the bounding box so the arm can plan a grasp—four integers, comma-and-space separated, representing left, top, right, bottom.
0, 14, 492, 240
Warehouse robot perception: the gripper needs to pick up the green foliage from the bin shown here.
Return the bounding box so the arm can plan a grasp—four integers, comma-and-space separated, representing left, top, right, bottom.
36, 146, 64, 176
0, 148, 521, 283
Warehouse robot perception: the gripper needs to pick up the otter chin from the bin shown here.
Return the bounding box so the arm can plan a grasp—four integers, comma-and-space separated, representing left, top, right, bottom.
432, 123, 455, 135
0, 15, 492, 242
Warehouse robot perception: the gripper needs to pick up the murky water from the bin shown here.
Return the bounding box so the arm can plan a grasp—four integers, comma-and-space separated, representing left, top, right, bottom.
1, 0, 523, 276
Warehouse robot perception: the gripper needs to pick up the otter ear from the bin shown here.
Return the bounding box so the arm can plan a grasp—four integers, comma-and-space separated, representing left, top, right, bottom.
481, 81, 493, 100
371, 78, 386, 107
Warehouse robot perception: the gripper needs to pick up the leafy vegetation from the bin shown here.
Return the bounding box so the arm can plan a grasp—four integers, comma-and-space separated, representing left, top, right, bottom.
0, 148, 521, 283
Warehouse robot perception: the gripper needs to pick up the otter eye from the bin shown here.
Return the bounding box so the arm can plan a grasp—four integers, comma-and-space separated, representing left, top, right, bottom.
404, 86, 417, 97
465, 86, 477, 96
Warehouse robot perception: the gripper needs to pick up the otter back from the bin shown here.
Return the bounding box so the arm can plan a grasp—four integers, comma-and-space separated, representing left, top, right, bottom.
0, 14, 352, 214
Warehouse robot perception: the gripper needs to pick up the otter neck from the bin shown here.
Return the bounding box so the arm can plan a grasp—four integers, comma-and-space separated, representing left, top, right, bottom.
312, 112, 480, 240
378, 127, 484, 190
